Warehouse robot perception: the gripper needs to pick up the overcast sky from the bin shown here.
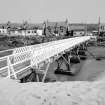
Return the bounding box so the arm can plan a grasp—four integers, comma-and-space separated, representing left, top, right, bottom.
0, 0, 105, 23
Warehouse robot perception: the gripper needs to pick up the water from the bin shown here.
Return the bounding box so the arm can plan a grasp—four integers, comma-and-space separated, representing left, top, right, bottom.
47, 46, 105, 82
71, 59, 105, 81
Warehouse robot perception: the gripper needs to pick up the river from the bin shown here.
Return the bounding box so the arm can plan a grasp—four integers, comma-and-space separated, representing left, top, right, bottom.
46, 46, 105, 82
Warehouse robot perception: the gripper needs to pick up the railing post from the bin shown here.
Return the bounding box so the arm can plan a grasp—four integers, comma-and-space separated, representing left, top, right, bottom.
42, 59, 51, 82
7, 56, 11, 78
35, 64, 40, 82
7, 56, 17, 79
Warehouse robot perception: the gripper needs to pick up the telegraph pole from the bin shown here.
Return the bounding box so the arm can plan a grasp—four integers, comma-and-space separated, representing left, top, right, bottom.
43, 21, 46, 36
65, 18, 69, 36
85, 22, 87, 36
98, 16, 100, 36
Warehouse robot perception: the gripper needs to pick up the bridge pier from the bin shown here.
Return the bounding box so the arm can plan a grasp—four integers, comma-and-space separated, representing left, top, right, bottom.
54, 51, 75, 75
31, 59, 51, 82
54, 42, 88, 76
20, 68, 37, 83
76, 42, 88, 60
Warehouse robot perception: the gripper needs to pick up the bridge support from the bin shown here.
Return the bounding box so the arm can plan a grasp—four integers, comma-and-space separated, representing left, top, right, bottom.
54, 42, 88, 76
7, 56, 17, 79
78, 42, 88, 60
33, 59, 51, 82
42, 61, 50, 82
54, 51, 75, 75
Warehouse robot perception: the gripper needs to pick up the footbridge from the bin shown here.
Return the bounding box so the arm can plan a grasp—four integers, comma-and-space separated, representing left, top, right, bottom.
0, 36, 94, 82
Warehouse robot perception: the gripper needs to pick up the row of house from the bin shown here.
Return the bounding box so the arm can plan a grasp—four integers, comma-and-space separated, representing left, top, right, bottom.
0, 21, 68, 36
0, 28, 43, 36
0, 21, 98, 37
9, 29, 43, 36
0, 22, 43, 36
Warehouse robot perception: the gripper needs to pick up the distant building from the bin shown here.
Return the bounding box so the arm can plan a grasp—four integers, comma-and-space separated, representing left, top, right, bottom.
0, 28, 8, 35
69, 24, 86, 36
99, 23, 105, 32
25, 29, 37, 36
92, 30, 98, 36
36, 29, 43, 36
9, 28, 38, 36
73, 31, 85, 36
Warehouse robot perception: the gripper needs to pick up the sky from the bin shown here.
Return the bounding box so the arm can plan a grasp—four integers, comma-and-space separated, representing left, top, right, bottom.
0, 0, 105, 23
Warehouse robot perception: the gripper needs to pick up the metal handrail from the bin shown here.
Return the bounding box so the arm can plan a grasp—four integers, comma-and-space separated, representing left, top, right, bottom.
0, 36, 91, 79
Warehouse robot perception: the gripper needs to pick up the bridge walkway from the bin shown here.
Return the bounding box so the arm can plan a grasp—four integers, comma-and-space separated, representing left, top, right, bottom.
0, 36, 93, 82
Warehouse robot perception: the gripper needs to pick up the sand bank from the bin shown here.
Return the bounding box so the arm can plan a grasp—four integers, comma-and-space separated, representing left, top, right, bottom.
0, 77, 105, 105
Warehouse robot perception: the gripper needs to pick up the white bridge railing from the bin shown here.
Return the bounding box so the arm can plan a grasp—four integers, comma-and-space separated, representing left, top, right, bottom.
0, 36, 92, 79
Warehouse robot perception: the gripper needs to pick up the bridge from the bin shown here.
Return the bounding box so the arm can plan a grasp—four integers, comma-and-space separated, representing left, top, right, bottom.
0, 36, 94, 82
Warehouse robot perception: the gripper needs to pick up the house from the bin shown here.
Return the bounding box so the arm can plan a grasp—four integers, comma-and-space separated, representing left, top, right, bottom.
99, 23, 105, 32
25, 29, 37, 36
69, 24, 86, 36
36, 29, 43, 36
0, 25, 8, 35
8, 28, 37, 36
0, 28, 8, 35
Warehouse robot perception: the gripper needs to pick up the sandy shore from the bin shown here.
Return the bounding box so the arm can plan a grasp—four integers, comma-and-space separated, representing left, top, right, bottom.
0, 77, 105, 105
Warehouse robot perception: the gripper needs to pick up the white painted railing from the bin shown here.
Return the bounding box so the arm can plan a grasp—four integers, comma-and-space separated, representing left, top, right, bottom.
0, 36, 92, 79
